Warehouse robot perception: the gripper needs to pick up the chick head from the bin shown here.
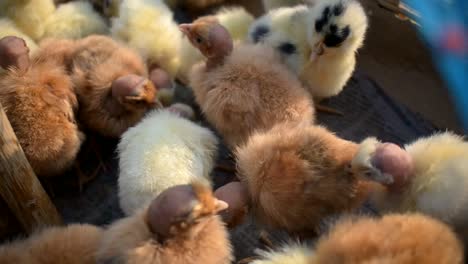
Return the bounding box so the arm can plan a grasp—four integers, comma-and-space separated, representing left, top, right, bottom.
179, 20, 233, 60
248, 5, 309, 74
0, 36, 30, 73
350, 138, 414, 192
306, 0, 368, 61
111, 73, 161, 111
146, 180, 228, 242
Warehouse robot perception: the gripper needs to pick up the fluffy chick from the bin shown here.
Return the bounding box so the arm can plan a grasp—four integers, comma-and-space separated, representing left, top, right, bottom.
181, 21, 314, 148
42, 1, 108, 40
96, 180, 233, 264
350, 132, 468, 241
178, 7, 255, 84
302, 0, 368, 99
3, 0, 56, 41
48, 35, 160, 138
236, 123, 375, 236
111, 0, 181, 77
248, 5, 310, 75
249, 0, 368, 100
252, 213, 464, 264
0, 224, 103, 264
0, 36, 84, 177
117, 104, 217, 215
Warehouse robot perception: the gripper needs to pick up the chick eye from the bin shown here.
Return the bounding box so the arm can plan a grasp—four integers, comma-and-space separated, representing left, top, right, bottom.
278, 42, 297, 55
252, 25, 269, 43
196, 37, 202, 44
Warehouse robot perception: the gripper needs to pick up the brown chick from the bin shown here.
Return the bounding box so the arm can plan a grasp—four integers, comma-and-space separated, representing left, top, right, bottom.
0, 36, 84, 177
96, 180, 233, 264
0, 224, 104, 264
236, 123, 376, 237
180, 21, 315, 149
251, 213, 464, 264
41, 35, 161, 138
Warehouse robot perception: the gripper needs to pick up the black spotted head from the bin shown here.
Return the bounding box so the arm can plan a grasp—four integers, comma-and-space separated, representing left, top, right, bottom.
248, 5, 309, 74
307, 0, 368, 59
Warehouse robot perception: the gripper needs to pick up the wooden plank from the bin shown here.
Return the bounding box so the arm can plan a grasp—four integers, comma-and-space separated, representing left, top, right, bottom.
0, 102, 62, 233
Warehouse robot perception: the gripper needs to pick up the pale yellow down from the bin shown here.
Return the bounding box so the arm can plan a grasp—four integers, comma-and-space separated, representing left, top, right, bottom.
177, 7, 255, 83
42, 1, 108, 40
111, 0, 181, 77
251, 245, 312, 264
359, 132, 468, 235
3, 0, 56, 41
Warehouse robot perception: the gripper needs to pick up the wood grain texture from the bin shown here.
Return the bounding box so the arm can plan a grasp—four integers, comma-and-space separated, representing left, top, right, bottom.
0, 102, 62, 233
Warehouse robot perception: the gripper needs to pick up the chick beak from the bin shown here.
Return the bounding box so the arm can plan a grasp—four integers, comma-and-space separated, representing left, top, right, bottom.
310, 41, 325, 62
214, 199, 229, 213
179, 24, 192, 37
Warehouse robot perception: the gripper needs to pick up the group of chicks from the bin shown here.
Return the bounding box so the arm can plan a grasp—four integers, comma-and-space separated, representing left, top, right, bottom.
0, 0, 468, 263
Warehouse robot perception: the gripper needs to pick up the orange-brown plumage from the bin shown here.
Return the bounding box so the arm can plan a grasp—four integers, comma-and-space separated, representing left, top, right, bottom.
0, 36, 83, 177
0, 224, 103, 264
182, 21, 315, 149
96, 180, 233, 264
39, 35, 161, 138
236, 123, 375, 236
311, 213, 464, 264
252, 213, 464, 264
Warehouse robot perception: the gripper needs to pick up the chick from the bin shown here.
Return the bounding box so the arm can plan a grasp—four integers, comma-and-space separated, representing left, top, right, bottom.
3, 0, 56, 41
236, 123, 375, 236
96, 180, 233, 264
42, 1, 108, 40
111, 0, 181, 78
0, 224, 103, 264
302, 0, 368, 99
0, 18, 38, 56
178, 7, 255, 84
117, 104, 218, 215
181, 21, 314, 149
350, 132, 468, 241
249, 0, 368, 100
248, 5, 310, 76
252, 213, 464, 264
59, 35, 160, 138
0, 36, 84, 177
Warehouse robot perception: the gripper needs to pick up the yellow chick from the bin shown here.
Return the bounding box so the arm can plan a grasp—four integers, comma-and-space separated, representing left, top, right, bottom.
350, 132, 468, 244
117, 104, 218, 215
3, 0, 56, 41
178, 7, 255, 84
252, 213, 464, 264
303, 0, 368, 99
0, 18, 38, 55
42, 1, 109, 40
248, 0, 368, 100
111, 0, 181, 77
